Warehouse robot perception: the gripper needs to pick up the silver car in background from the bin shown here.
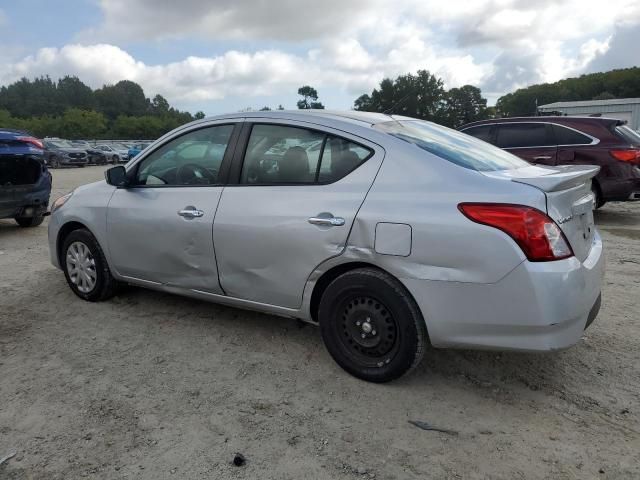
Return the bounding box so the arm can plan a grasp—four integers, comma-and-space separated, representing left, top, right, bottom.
48, 111, 604, 382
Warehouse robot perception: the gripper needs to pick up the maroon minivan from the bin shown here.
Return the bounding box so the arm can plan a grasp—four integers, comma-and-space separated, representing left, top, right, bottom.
459, 117, 640, 207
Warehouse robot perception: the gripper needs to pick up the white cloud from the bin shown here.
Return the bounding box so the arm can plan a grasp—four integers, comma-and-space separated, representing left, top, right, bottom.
1, 0, 639, 109
0, 41, 491, 107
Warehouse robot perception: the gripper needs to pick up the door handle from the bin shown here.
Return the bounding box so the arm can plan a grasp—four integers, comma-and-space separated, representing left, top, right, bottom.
308, 215, 345, 227
178, 206, 204, 218
533, 156, 552, 161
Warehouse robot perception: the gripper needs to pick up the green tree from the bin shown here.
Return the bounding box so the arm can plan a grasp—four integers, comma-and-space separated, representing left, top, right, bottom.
58, 109, 107, 139
150, 94, 171, 115
439, 85, 488, 128
57, 76, 94, 111
277, 104, 285, 110
259, 106, 272, 111
354, 70, 445, 121
194, 111, 206, 120
95, 80, 150, 119
297, 86, 325, 109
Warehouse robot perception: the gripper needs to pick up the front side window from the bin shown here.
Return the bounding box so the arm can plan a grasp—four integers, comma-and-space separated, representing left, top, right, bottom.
240, 124, 372, 184
376, 120, 530, 172
135, 125, 233, 186
495, 123, 553, 148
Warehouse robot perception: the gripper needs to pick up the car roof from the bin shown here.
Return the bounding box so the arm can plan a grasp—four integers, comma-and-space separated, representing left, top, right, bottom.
199, 110, 411, 128
460, 116, 624, 130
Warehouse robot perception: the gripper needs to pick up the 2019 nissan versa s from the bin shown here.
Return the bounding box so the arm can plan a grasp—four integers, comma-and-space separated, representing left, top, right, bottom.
48, 111, 604, 382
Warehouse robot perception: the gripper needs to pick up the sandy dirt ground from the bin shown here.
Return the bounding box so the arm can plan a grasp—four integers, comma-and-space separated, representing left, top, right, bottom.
1, 166, 639, 479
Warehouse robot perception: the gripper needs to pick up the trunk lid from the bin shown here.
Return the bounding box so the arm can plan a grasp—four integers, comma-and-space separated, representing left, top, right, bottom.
483, 164, 600, 262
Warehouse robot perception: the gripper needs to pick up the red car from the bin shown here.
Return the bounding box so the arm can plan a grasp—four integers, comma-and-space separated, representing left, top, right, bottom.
459, 117, 640, 207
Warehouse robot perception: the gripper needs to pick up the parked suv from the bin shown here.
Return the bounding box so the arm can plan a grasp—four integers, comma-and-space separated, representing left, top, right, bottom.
43, 139, 89, 168
0, 129, 51, 227
459, 117, 640, 207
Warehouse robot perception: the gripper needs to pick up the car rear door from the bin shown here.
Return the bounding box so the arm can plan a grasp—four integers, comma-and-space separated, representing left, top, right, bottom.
212, 119, 384, 309
495, 122, 558, 166
106, 122, 240, 293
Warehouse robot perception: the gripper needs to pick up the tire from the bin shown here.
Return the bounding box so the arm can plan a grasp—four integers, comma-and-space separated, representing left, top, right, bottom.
61, 229, 118, 302
15, 215, 45, 227
49, 156, 60, 169
112, 155, 119, 164
592, 182, 605, 209
318, 268, 428, 383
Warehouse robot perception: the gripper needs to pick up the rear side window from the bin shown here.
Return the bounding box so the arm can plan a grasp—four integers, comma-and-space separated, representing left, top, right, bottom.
552, 125, 592, 145
376, 120, 530, 172
495, 123, 553, 148
240, 124, 372, 184
462, 125, 493, 143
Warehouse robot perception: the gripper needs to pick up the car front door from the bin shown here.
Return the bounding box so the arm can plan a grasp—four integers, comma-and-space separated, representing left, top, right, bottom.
106, 122, 239, 293
495, 122, 558, 166
212, 120, 384, 309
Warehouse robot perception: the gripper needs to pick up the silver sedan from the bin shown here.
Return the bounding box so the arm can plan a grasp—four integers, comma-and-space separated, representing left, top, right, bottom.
48, 111, 604, 382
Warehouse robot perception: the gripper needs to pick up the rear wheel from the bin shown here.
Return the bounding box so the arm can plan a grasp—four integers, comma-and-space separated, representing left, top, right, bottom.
49, 156, 60, 168
319, 268, 428, 383
592, 182, 605, 209
15, 215, 44, 227
61, 229, 118, 301
112, 155, 119, 164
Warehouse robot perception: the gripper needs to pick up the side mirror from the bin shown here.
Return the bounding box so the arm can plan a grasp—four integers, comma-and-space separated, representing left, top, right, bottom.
105, 165, 128, 187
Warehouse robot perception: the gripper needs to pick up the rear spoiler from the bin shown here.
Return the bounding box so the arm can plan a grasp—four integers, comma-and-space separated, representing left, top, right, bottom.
511, 165, 600, 192
483, 165, 600, 192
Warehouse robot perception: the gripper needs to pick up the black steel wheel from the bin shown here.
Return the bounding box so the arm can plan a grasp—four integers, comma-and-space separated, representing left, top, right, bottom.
319, 268, 428, 383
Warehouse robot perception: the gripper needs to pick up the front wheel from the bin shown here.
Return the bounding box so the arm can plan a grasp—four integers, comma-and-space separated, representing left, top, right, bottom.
319, 268, 428, 383
49, 156, 60, 168
112, 155, 119, 164
61, 229, 118, 301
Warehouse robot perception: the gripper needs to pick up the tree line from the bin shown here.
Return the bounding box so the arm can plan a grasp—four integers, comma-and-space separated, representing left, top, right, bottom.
495, 67, 640, 117
0, 76, 204, 139
2, 66, 638, 139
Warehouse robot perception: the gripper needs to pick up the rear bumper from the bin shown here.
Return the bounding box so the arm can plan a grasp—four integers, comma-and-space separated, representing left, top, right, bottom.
601, 168, 640, 201
0, 182, 51, 220
403, 231, 605, 352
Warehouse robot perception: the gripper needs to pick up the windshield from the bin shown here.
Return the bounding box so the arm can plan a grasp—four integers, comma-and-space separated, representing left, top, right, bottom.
49, 140, 73, 148
376, 120, 531, 171
615, 125, 640, 146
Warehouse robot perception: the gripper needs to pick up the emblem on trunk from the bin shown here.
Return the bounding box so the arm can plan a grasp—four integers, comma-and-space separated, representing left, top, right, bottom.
556, 215, 573, 224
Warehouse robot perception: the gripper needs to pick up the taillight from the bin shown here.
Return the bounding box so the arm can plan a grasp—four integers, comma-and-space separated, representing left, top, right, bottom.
610, 149, 640, 164
458, 203, 573, 262
17, 136, 44, 149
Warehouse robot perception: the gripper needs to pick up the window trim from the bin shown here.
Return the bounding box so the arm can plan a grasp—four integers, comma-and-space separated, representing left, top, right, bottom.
227, 122, 374, 186
125, 122, 241, 189
461, 121, 600, 149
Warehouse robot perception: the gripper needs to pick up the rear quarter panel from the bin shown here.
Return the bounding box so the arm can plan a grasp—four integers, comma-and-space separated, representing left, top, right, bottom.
345, 139, 547, 285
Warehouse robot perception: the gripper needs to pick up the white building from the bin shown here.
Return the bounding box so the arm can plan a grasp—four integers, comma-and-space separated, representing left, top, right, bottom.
538, 98, 640, 130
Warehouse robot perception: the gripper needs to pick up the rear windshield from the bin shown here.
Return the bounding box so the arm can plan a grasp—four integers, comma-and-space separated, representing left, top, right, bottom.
376, 120, 530, 171
615, 125, 640, 146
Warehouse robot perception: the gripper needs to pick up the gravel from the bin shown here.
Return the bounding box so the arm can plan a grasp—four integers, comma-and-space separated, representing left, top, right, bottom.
1, 166, 639, 479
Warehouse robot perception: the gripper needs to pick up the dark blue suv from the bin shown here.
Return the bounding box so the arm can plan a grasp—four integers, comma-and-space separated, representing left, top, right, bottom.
0, 129, 52, 227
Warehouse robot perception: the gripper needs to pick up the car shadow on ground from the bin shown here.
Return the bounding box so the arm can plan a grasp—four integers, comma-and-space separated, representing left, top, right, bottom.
103, 284, 574, 396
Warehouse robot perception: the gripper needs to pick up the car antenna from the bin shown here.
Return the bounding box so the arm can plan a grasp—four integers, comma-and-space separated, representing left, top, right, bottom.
383, 90, 415, 116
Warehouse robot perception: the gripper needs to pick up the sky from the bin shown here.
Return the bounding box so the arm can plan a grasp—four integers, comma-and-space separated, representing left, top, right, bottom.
0, 0, 639, 114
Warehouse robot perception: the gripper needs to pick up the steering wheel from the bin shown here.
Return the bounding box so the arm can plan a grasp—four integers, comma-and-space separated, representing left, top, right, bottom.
176, 163, 218, 185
